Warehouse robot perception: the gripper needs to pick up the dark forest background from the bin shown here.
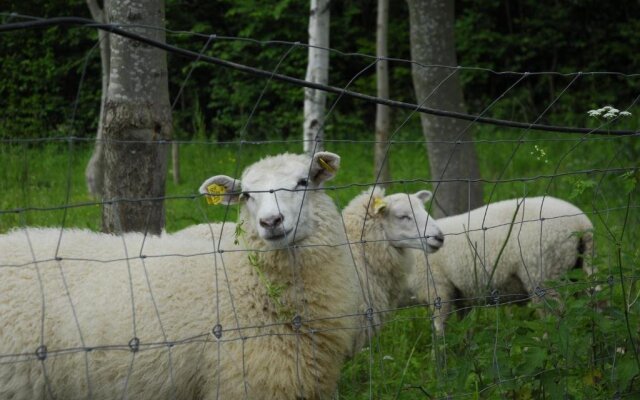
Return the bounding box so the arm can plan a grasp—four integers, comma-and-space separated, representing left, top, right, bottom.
2, 0, 640, 141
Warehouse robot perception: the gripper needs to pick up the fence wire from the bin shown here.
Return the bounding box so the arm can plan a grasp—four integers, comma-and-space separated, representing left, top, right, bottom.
0, 14, 639, 400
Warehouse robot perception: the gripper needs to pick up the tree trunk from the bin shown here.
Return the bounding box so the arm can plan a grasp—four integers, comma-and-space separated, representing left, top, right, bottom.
172, 141, 180, 184
85, 0, 110, 198
101, 0, 172, 234
303, 0, 330, 155
406, 0, 483, 216
374, 0, 391, 186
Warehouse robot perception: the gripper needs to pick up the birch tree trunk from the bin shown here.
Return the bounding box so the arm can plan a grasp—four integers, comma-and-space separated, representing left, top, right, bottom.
101, 0, 172, 234
374, 0, 391, 186
303, 0, 330, 155
407, 0, 483, 216
85, 0, 110, 198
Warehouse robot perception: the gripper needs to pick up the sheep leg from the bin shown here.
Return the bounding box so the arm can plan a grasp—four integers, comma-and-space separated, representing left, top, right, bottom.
429, 282, 456, 337
578, 231, 594, 274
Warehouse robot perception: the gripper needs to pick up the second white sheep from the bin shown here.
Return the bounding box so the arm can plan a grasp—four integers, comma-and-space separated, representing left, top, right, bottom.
342, 187, 443, 352
408, 196, 594, 335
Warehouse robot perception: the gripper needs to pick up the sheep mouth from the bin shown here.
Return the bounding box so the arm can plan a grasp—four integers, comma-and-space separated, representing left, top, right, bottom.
425, 239, 444, 253
421, 244, 437, 253
263, 228, 293, 241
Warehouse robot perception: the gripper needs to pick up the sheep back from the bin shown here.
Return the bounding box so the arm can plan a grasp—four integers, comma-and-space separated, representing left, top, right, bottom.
412, 196, 593, 308
0, 228, 220, 399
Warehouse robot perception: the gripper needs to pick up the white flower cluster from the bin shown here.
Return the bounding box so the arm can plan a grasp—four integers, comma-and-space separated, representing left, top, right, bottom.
587, 105, 632, 120
530, 144, 548, 164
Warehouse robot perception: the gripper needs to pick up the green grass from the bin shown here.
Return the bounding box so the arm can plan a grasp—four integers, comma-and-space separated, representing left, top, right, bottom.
1, 126, 639, 398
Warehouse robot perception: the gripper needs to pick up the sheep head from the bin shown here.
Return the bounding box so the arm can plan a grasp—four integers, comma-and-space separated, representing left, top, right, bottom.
199, 152, 340, 247
369, 189, 444, 253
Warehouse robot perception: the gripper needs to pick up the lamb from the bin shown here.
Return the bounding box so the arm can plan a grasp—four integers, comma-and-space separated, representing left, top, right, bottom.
0, 152, 362, 399
341, 187, 443, 351
407, 196, 594, 335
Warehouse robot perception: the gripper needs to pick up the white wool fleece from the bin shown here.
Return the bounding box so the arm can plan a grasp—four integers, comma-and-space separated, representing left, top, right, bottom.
342, 187, 443, 354
0, 152, 362, 400
407, 196, 594, 335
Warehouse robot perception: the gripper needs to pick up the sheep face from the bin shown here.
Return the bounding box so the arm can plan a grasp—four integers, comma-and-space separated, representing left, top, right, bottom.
199, 152, 340, 247
372, 191, 444, 253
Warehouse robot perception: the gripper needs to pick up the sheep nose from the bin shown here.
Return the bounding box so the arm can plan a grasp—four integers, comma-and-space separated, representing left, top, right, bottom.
430, 232, 444, 245
260, 214, 284, 229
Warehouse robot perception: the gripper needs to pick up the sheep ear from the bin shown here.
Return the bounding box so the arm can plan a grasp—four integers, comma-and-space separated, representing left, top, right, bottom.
198, 175, 242, 205
415, 190, 433, 204
372, 197, 387, 215
310, 152, 341, 184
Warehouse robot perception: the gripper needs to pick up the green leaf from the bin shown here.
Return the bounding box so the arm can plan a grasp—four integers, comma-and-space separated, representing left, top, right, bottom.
540, 371, 562, 399
518, 346, 547, 376
616, 356, 640, 390
569, 178, 597, 200
583, 368, 603, 387
620, 170, 638, 195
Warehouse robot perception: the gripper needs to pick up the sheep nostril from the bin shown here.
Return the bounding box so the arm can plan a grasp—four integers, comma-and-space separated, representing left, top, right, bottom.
273, 214, 284, 227
427, 233, 444, 246
260, 214, 284, 228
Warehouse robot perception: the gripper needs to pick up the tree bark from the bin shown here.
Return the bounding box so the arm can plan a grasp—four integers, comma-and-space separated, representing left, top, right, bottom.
374, 0, 391, 186
101, 0, 172, 234
303, 0, 330, 155
172, 141, 180, 184
85, 0, 110, 198
406, 0, 483, 216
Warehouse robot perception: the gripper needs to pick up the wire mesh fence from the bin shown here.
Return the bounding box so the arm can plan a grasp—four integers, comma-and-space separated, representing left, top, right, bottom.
0, 14, 639, 399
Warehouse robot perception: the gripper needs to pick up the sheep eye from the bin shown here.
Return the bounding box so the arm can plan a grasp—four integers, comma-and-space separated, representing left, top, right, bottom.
397, 215, 411, 221
297, 178, 308, 188
241, 192, 251, 200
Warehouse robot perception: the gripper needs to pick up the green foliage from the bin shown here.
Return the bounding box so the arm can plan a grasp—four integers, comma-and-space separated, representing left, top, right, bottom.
338, 266, 640, 398
248, 250, 293, 321
569, 178, 597, 200
1, 0, 414, 140
5, 1, 640, 140
0, 2, 100, 138
233, 219, 245, 245
455, 0, 640, 125
164, 0, 414, 141
620, 170, 638, 195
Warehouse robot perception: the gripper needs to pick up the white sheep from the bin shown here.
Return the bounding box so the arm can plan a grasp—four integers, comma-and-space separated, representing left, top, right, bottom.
168, 221, 235, 249
0, 152, 362, 399
407, 196, 594, 335
341, 187, 443, 352
170, 222, 231, 240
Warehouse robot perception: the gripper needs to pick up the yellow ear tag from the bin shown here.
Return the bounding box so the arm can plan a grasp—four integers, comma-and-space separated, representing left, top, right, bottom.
318, 157, 335, 174
205, 184, 226, 205
373, 197, 387, 214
